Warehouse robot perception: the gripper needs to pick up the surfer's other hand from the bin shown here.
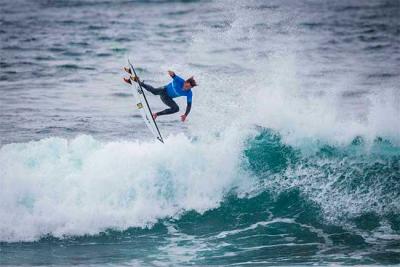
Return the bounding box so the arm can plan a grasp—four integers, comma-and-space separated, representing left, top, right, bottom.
180, 114, 187, 122
168, 70, 175, 77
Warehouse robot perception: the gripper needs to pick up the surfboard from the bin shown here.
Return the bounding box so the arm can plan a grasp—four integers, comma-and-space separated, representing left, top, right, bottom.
127, 59, 164, 143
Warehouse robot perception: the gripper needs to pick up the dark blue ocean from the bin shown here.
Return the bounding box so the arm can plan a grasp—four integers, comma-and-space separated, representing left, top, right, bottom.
1, 0, 400, 266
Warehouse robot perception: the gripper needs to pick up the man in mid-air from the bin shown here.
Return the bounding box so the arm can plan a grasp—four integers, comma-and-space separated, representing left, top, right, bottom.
123, 69, 197, 122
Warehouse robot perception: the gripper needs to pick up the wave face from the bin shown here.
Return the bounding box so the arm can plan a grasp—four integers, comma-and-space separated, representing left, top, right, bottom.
1, 130, 399, 265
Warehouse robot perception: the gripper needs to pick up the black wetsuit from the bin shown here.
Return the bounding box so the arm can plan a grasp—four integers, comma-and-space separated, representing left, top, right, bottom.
140, 82, 192, 116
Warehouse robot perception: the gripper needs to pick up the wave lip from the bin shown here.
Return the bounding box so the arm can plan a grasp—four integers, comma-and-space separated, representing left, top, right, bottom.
244, 129, 400, 237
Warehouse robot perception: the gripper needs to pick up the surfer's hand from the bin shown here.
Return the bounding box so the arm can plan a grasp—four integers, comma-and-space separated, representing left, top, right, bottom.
180, 114, 187, 122
168, 70, 175, 77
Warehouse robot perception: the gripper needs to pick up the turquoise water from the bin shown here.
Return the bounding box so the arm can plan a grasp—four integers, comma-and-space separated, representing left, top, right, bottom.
1, 131, 399, 265
1, 0, 399, 265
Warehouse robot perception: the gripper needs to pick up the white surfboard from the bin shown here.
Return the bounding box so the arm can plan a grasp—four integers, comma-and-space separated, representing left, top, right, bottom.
127, 59, 164, 143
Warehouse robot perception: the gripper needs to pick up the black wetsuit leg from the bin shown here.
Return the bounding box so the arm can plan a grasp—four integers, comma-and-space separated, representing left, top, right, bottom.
157, 91, 179, 116
139, 82, 165, 95
139, 82, 179, 116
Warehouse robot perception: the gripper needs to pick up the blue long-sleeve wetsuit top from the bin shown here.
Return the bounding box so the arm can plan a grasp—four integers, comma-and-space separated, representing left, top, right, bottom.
166, 75, 193, 103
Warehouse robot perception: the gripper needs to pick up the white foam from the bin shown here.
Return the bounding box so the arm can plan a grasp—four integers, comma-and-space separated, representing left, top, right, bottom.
0, 133, 253, 242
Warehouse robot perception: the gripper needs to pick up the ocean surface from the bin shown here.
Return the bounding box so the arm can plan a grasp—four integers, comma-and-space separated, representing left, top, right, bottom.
1, 0, 400, 266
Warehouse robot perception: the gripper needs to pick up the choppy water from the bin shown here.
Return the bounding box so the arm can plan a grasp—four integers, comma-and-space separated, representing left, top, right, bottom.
1, 0, 400, 266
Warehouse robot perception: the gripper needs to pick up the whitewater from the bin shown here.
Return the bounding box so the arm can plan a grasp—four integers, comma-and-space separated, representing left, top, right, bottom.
1, 0, 399, 265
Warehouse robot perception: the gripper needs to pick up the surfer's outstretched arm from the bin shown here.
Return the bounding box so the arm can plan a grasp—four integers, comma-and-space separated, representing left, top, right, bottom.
168, 70, 186, 84
180, 103, 191, 122
168, 70, 175, 78
180, 90, 193, 122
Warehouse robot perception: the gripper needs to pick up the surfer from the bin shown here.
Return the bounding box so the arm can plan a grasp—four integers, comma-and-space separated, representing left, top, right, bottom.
124, 70, 196, 122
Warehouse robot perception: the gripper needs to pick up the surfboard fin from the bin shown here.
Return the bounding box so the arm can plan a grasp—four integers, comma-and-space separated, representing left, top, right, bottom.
123, 77, 132, 84
123, 67, 132, 75
130, 75, 139, 82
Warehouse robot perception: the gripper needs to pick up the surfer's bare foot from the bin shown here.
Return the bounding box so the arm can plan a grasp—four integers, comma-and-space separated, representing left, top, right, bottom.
123, 77, 132, 84
123, 67, 132, 74
152, 113, 158, 120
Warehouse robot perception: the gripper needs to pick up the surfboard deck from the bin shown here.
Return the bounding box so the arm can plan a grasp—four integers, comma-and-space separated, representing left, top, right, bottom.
127, 59, 164, 143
